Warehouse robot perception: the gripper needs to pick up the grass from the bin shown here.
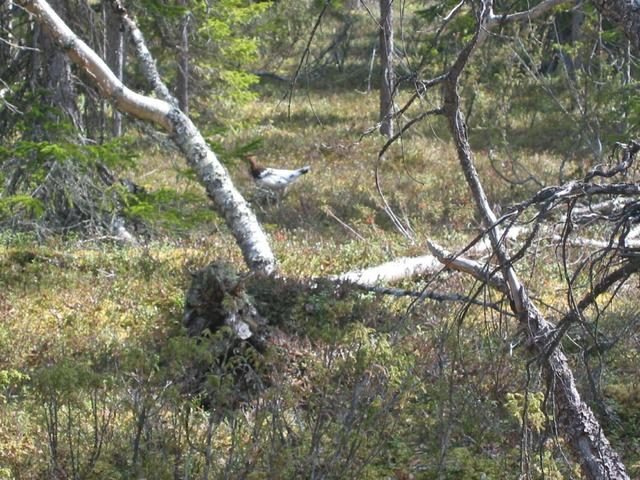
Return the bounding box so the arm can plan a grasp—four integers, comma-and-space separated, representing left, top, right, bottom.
0, 85, 510, 477
2, 8, 640, 479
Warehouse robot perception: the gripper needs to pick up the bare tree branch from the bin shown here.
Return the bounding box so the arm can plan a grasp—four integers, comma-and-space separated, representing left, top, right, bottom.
346, 282, 506, 312
283, 0, 329, 118
488, 0, 577, 27
435, 2, 630, 476
545, 256, 640, 359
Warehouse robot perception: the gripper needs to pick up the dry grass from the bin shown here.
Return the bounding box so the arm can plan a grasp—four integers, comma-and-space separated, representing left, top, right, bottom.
3, 26, 640, 478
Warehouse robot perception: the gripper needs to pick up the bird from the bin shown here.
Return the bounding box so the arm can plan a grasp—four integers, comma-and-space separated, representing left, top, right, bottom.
245, 155, 310, 190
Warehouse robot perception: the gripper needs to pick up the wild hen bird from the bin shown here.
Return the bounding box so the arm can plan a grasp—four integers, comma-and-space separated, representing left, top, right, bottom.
245, 155, 310, 190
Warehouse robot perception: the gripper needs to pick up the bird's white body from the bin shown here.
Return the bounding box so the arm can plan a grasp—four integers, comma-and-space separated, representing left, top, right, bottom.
253, 166, 311, 189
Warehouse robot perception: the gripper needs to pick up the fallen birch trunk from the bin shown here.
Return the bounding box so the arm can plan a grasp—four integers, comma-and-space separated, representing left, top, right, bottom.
330, 254, 441, 286
427, 241, 507, 292
16, 0, 276, 274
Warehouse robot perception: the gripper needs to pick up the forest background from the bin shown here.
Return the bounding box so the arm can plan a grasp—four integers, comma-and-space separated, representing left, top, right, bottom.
1, 0, 640, 478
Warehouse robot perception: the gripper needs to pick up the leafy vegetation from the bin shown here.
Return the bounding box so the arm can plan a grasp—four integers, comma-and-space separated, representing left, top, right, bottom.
1, 0, 640, 478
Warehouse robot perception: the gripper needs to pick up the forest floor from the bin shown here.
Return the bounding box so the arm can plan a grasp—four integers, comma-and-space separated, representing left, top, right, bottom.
2, 55, 640, 479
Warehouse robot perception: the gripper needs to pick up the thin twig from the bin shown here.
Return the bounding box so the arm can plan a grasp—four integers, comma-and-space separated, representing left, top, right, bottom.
347, 282, 508, 313
282, 1, 329, 119
323, 206, 367, 242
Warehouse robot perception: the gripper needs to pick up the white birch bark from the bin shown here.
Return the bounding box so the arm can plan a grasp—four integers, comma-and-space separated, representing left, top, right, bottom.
332, 255, 440, 286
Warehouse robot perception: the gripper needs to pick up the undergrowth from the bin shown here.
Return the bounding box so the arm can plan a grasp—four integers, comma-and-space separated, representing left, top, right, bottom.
2, 5, 640, 479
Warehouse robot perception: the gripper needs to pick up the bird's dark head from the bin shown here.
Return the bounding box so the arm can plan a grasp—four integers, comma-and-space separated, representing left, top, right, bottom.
243, 154, 264, 178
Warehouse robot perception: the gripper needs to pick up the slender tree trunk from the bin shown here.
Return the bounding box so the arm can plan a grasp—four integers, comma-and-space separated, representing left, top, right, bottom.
569, 8, 584, 72
105, 0, 124, 136
131, 404, 146, 472
571, 8, 584, 44
176, 0, 189, 114
0, 1, 13, 67
561, 8, 584, 75
378, 0, 394, 137
438, 5, 630, 478
623, 38, 631, 84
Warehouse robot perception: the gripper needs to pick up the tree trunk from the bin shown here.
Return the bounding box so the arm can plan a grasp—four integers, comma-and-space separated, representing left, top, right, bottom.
378, 0, 394, 137
33, 0, 84, 137
567, 8, 584, 72
556, 8, 584, 77
176, 0, 189, 114
15, 0, 276, 273
105, 0, 124, 136
0, 1, 13, 68
623, 38, 632, 83
623, 39, 631, 85
571, 8, 585, 43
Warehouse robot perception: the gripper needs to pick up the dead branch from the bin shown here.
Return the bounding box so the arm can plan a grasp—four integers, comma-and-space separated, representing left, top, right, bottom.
435, 2, 630, 476
347, 283, 506, 312
378, 107, 443, 159
283, 0, 329, 118
487, 0, 577, 27
545, 256, 640, 359
427, 240, 508, 293
584, 139, 640, 181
